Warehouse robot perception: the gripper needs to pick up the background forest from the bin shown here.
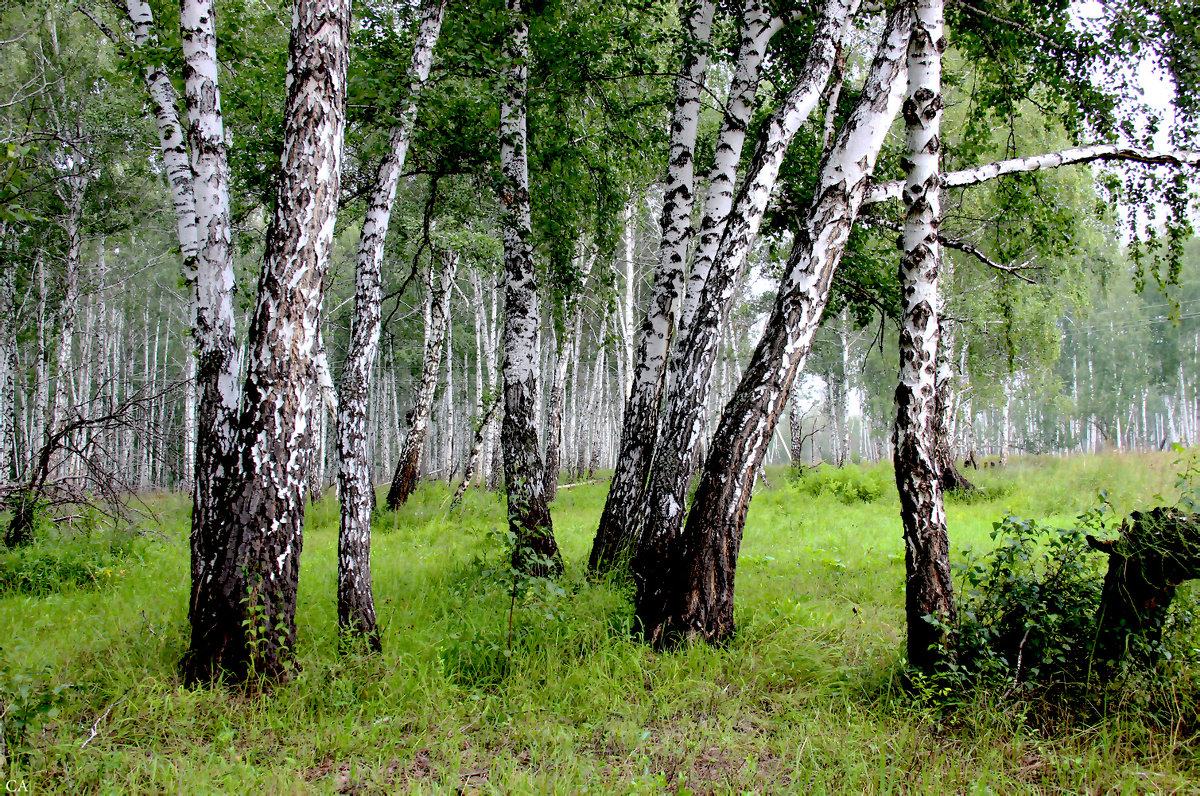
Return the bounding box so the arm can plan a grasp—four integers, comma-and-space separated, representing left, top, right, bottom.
1, 0, 1200, 789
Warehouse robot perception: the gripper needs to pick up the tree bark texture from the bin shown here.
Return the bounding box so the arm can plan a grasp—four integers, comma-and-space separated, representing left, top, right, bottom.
499, 0, 561, 577
386, 249, 458, 509
892, 0, 956, 671
185, 0, 351, 683
634, 5, 910, 648
589, 0, 716, 577
680, 0, 782, 332
337, 0, 445, 647
177, 0, 244, 677
125, 0, 199, 262
1087, 508, 1200, 679
633, 0, 861, 599
932, 321, 974, 492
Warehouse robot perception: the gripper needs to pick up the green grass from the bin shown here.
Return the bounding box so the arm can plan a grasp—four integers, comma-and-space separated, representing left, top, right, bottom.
2, 452, 1198, 793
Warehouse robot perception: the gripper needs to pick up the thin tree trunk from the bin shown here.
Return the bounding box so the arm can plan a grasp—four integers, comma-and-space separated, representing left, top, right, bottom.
452, 390, 502, 508
545, 254, 592, 500
633, 6, 910, 648
179, 0, 243, 682
387, 250, 459, 508
335, 0, 442, 646
0, 229, 15, 486
498, 0, 561, 577
184, 0, 351, 683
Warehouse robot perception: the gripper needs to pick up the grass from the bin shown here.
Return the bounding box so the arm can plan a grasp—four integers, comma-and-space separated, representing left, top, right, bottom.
1, 451, 1198, 793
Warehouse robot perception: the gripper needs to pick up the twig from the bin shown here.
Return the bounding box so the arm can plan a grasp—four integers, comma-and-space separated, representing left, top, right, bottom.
80, 696, 124, 749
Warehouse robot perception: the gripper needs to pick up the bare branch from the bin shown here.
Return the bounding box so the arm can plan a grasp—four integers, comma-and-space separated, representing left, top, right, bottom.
866, 145, 1200, 205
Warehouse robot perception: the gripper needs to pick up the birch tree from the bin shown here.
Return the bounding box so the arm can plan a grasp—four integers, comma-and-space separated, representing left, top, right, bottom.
498, 0, 561, 577
589, 0, 715, 575
891, 0, 956, 670
337, 0, 445, 647
634, 4, 910, 647
386, 248, 458, 508
185, 0, 352, 683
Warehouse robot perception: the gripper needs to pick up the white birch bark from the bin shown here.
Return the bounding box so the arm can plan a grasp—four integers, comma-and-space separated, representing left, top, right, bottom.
680, 0, 783, 331
387, 250, 458, 508
186, 0, 352, 683
498, 0, 560, 575
635, 5, 910, 647
178, 0, 242, 659
336, 0, 445, 645
637, 0, 862, 572
589, 0, 716, 574
866, 145, 1200, 204
123, 0, 198, 262
891, 0, 955, 669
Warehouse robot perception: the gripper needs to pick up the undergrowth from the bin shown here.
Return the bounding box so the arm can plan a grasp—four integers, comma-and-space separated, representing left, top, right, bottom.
1, 452, 1198, 792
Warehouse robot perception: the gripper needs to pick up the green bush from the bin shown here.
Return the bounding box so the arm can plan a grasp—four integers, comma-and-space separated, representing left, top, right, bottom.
952, 509, 1106, 685
789, 463, 889, 503
951, 492, 1199, 688
0, 535, 137, 596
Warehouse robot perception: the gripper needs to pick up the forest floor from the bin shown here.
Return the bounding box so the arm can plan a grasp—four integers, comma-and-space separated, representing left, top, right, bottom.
2, 451, 1199, 793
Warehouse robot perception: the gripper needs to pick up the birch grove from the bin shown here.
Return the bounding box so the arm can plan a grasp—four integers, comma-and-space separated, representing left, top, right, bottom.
0, 0, 1196, 688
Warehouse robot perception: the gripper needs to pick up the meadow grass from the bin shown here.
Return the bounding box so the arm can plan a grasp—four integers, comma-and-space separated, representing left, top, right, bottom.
1, 451, 1198, 793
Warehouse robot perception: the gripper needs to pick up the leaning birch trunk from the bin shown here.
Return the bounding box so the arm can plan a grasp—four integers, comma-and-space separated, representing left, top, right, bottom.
589, 0, 716, 576
335, 5, 446, 651
634, 0, 861, 590
452, 390, 502, 509
124, 0, 201, 492
679, 0, 783, 332
123, 0, 199, 260
177, 0, 243, 679
386, 249, 459, 509
892, 0, 956, 671
498, 0, 561, 577
634, 6, 910, 648
184, 0, 351, 683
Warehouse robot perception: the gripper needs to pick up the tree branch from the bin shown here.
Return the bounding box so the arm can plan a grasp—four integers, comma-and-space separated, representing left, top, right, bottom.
866, 145, 1200, 205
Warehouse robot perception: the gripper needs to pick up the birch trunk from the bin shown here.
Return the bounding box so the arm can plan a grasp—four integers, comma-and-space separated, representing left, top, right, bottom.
634, 6, 910, 648
178, 0, 243, 679
545, 255, 592, 500
184, 0, 351, 683
387, 250, 459, 508
337, 0, 445, 646
634, 0, 861, 587
680, 0, 782, 332
589, 0, 716, 576
498, 0, 561, 576
892, 0, 956, 671
123, 0, 198, 261
0, 236, 15, 486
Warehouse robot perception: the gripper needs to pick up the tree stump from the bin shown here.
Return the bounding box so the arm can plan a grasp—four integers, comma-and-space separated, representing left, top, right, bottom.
1087, 507, 1200, 678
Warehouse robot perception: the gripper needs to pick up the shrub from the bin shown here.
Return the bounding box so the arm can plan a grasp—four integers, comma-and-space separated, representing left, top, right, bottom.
952, 509, 1106, 685
950, 488, 1200, 689
0, 534, 137, 596
788, 463, 889, 504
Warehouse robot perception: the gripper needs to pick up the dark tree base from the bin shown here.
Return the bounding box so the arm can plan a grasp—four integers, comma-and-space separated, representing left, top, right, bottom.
1088, 507, 1200, 679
